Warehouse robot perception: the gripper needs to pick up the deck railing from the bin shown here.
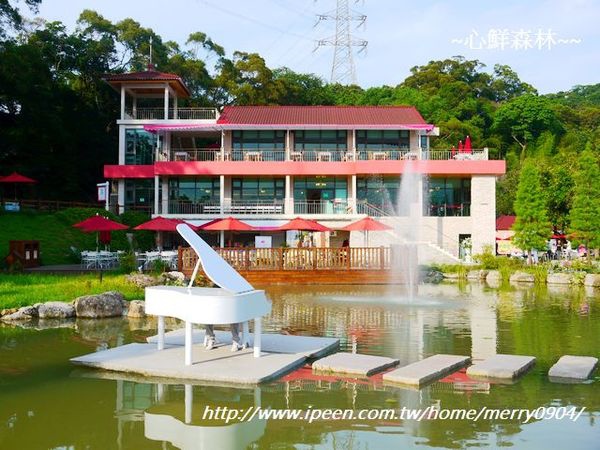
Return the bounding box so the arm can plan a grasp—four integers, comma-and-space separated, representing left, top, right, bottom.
424, 149, 488, 161
294, 200, 350, 215
124, 107, 218, 120
179, 246, 391, 272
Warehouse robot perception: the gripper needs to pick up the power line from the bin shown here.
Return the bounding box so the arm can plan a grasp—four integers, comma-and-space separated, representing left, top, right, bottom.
315, 0, 368, 84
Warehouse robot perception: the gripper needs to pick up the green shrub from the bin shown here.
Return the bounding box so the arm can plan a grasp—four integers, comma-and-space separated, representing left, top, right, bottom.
118, 252, 137, 274
150, 258, 169, 275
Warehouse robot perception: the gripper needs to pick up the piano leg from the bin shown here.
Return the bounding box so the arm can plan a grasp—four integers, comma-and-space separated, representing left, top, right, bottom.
242, 321, 250, 348
185, 321, 193, 366
157, 316, 165, 350
253, 318, 262, 358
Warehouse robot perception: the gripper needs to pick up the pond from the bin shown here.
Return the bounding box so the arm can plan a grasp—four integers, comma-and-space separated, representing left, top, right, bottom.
1, 282, 599, 449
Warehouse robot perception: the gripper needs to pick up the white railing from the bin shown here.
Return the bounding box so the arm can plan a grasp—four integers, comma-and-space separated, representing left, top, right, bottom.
224, 200, 285, 215
290, 149, 353, 162
424, 148, 489, 160
230, 149, 286, 162
168, 201, 221, 215
169, 148, 221, 161
356, 149, 415, 161
294, 200, 350, 215
124, 107, 218, 120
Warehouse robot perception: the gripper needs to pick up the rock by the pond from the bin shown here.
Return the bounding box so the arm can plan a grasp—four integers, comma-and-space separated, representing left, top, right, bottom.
584, 274, 600, 287
421, 268, 444, 284
509, 271, 535, 283
549, 355, 598, 380
127, 300, 146, 318
1, 306, 38, 321
74, 291, 124, 318
468, 270, 488, 281
442, 272, 462, 280
125, 273, 159, 288
485, 270, 502, 283
160, 271, 186, 285
37, 302, 75, 319
0, 308, 18, 317
546, 273, 573, 285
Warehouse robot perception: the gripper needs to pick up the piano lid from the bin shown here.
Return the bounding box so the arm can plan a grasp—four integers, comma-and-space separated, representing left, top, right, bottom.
176, 224, 255, 294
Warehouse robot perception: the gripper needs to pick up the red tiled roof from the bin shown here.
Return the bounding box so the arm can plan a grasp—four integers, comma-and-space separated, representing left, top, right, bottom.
496, 215, 516, 230
217, 105, 428, 126
103, 69, 191, 97
103, 70, 183, 82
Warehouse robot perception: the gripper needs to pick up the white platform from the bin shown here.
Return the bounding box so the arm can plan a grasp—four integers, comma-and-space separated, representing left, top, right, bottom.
549, 355, 598, 381
71, 333, 339, 385
383, 354, 471, 387
312, 352, 399, 377
147, 329, 339, 358
466, 354, 536, 379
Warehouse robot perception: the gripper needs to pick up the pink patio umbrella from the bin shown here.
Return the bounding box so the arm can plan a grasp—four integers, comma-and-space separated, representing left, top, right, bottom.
134, 216, 187, 250
199, 216, 255, 247
450, 146, 457, 158
0, 172, 37, 200
73, 214, 129, 250
464, 135, 472, 154
458, 140, 464, 153
341, 216, 392, 247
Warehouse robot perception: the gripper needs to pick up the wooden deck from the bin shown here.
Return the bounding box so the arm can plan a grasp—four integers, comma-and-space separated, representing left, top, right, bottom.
178, 246, 401, 284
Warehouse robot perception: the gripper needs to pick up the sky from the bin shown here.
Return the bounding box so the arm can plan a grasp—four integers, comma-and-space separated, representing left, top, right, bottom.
28, 0, 600, 93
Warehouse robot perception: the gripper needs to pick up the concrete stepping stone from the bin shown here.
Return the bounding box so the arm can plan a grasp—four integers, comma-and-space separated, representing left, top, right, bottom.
549, 355, 598, 381
312, 352, 399, 377
383, 354, 471, 387
466, 354, 535, 379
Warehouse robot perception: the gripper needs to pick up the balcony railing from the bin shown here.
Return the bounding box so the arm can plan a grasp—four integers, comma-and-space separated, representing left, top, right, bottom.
157, 147, 496, 162
168, 201, 221, 215
424, 203, 471, 217
294, 200, 349, 215
124, 107, 218, 120
167, 200, 285, 215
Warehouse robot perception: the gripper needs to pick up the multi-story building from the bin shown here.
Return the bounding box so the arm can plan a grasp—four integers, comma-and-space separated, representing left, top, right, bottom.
103, 69, 505, 262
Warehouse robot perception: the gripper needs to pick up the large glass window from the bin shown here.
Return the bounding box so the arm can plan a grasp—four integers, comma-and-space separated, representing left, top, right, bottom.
294, 176, 347, 214
232, 130, 285, 161
125, 179, 154, 212
356, 130, 410, 151
169, 177, 220, 203
125, 129, 157, 165
294, 130, 347, 150
423, 177, 471, 216
357, 176, 401, 214
232, 178, 285, 202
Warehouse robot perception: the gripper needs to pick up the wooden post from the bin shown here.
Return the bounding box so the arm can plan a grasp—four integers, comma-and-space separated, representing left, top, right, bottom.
177, 246, 183, 272
278, 247, 284, 270
312, 248, 317, 270
379, 246, 385, 270
245, 248, 250, 270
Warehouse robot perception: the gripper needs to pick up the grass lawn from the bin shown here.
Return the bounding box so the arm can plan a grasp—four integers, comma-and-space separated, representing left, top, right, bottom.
0, 273, 144, 309
0, 208, 154, 266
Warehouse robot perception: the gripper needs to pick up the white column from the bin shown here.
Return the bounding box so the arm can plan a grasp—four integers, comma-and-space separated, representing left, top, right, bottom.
157, 316, 165, 350
253, 317, 262, 357
352, 129, 357, 160
351, 175, 357, 213
285, 175, 293, 215
120, 85, 125, 119
117, 179, 125, 215
285, 130, 291, 160
163, 84, 169, 120
161, 178, 169, 214
220, 129, 225, 160
132, 96, 137, 119
184, 321, 193, 366
154, 175, 159, 215
118, 126, 126, 165
173, 95, 178, 119
184, 384, 193, 424
219, 175, 225, 214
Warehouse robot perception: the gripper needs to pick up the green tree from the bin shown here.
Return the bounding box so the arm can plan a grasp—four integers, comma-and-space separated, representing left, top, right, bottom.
569, 145, 600, 260
0, 0, 41, 37
512, 159, 551, 263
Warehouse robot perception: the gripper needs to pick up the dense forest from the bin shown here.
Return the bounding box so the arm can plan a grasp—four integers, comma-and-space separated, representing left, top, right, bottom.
0, 2, 599, 229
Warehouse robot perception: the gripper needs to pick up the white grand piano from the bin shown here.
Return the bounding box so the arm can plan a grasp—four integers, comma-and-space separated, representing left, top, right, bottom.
145, 224, 272, 365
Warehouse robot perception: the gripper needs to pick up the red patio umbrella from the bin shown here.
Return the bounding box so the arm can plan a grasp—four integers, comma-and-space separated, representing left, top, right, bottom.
458, 140, 464, 153
341, 216, 392, 247
73, 214, 128, 250
134, 216, 187, 250
450, 146, 457, 158
276, 217, 331, 232
199, 216, 254, 247
0, 172, 37, 200
464, 135, 472, 154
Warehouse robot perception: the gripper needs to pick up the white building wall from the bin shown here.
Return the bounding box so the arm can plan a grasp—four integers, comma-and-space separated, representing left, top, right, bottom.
470, 175, 496, 255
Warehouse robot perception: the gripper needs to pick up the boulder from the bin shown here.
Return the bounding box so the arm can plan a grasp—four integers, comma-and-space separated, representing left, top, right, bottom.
74, 291, 124, 318
485, 270, 502, 283
125, 273, 159, 288
0, 308, 19, 318
160, 271, 186, 285
442, 272, 461, 280
546, 273, 573, 285
127, 300, 146, 318
584, 274, 600, 287
1, 306, 38, 321
468, 270, 488, 280
420, 269, 444, 284
37, 301, 76, 319
509, 271, 535, 283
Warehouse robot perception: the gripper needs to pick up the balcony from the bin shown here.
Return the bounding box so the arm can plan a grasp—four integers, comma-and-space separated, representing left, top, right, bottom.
168, 200, 284, 215
124, 107, 218, 121
424, 203, 471, 217
294, 200, 349, 215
